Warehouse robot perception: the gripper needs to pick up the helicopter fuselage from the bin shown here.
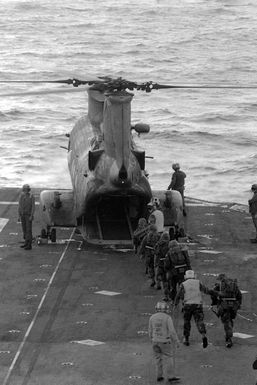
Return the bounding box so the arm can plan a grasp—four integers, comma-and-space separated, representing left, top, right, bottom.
39, 85, 183, 245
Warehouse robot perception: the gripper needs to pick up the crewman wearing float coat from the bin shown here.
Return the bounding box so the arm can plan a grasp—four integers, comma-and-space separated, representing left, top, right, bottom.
174, 270, 209, 348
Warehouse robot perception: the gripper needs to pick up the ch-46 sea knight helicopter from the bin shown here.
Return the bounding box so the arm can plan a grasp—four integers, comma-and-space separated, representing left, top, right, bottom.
2, 76, 253, 245
37, 77, 184, 245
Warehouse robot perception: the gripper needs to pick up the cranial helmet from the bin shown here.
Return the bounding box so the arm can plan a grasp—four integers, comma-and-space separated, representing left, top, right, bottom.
152, 197, 160, 207
172, 163, 180, 170
184, 270, 195, 280
22, 184, 31, 191
155, 301, 169, 313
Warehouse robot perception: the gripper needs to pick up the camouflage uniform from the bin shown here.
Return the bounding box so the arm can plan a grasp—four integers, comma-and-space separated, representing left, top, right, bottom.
133, 218, 148, 255
154, 232, 170, 291
210, 274, 242, 347
164, 241, 191, 301
139, 225, 160, 287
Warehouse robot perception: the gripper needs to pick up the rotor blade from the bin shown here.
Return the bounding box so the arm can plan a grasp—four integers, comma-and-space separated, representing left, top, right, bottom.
150, 83, 257, 90
0, 87, 88, 97
0, 78, 102, 87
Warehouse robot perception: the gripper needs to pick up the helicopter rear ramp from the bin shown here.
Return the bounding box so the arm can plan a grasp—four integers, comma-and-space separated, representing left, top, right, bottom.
82, 200, 136, 246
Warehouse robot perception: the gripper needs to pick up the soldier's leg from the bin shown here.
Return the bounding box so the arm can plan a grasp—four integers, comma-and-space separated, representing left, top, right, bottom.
163, 279, 170, 302
193, 305, 208, 348
155, 267, 161, 290
170, 276, 179, 302
20, 215, 27, 242
148, 256, 155, 287
183, 305, 193, 345
25, 216, 32, 247
153, 343, 164, 380
162, 343, 177, 380
221, 311, 233, 347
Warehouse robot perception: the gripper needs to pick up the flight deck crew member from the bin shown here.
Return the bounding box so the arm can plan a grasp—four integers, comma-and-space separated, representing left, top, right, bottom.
147, 199, 164, 234
174, 270, 208, 348
209, 273, 242, 348
167, 163, 186, 216
248, 184, 257, 243
18, 184, 35, 250
148, 301, 180, 383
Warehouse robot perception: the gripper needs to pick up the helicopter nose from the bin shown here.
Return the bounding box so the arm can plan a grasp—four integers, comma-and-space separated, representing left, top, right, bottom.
110, 163, 131, 187
118, 164, 128, 181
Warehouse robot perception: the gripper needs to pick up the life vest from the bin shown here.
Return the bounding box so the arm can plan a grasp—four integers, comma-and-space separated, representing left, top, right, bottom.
182, 279, 203, 305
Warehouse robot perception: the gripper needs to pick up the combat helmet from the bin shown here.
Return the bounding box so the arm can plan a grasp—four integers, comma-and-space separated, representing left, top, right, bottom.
155, 301, 169, 313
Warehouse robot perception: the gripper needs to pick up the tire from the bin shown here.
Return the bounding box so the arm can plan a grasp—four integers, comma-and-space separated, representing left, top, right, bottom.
41, 229, 47, 238
50, 228, 56, 243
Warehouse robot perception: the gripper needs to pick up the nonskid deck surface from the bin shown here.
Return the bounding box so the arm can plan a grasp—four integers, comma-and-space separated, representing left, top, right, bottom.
0, 188, 256, 385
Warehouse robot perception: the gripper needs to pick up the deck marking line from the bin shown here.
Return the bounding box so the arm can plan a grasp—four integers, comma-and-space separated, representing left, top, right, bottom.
233, 332, 255, 338
71, 339, 105, 346
2, 227, 75, 385
0, 218, 9, 233
95, 290, 121, 296
0, 201, 40, 206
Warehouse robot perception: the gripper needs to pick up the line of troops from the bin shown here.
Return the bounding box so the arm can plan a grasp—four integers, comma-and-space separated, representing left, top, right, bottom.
133, 203, 242, 383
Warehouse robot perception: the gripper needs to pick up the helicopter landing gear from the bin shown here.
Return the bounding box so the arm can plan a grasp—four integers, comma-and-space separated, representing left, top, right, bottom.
37, 226, 57, 245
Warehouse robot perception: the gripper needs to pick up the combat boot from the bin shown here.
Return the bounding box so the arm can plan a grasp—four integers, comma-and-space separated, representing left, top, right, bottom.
202, 335, 208, 348
226, 337, 233, 348
168, 376, 180, 382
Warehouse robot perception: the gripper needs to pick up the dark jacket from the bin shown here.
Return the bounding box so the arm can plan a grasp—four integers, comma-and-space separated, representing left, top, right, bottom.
168, 170, 186, 191
249, 192, 257, 215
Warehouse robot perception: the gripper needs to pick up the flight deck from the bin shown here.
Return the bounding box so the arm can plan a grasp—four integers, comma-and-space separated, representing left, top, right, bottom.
0, 188, 256, 385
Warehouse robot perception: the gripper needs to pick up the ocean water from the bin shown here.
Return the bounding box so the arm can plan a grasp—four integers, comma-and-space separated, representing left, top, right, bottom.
1, 0, 257, 204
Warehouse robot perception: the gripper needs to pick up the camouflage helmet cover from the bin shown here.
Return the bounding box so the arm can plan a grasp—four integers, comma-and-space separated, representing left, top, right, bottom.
217, 273, 227, 281
22, 184, 31, 191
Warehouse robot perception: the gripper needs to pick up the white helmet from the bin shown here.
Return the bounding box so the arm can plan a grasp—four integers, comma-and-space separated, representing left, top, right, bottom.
152, 197, 160, 207
184, 270, 195, 280
155, 301, 169, 313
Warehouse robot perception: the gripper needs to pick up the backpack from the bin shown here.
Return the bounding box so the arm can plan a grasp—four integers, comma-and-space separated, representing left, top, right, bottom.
220, 278, 239, 308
